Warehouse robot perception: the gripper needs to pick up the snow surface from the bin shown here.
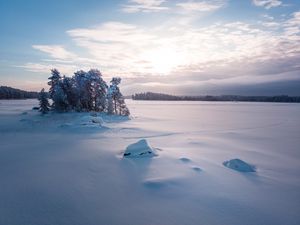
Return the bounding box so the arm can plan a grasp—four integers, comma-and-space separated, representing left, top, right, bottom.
0, 99, 300, 225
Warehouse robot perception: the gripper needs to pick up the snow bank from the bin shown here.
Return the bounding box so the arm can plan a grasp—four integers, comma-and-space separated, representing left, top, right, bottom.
77, 114, 105, 127
223, 158, 256, 172
123, 139, 157, 158
91, 117, 103, 125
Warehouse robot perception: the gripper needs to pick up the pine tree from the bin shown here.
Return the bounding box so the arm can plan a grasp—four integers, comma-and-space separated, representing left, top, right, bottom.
107, 77, 130, 116
38, 88, 50, 114
61, 76, 77, 110
111, 77, 121, 114
74, 70, 91, 111
117, 95, 130, 116
52, 84, 69, 112
87, 69, 107, 111
48, 69, 61, 99
107, 92, 114, 114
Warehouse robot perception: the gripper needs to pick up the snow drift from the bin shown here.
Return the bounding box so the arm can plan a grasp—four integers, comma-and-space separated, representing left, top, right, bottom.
123, 139, 157, 158
223, 158, 256, 172
91, 117, 103, 125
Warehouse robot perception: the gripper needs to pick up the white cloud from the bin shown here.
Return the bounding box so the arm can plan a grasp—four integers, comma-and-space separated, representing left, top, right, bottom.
32, 17, 299, 78
122, 0, 168, 13
282, 11, 300, 36
252, 0, 282, 9
261, 14, 274, 20
284, 11, 300, 27
32, 45, 77, 60
23, 10, 300, 94
17, 62, 78, 74
177, 0, 226, 12
260, 21, 280, 28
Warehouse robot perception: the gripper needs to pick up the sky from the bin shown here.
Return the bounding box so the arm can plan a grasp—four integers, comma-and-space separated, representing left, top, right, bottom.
0, 0, 300, 95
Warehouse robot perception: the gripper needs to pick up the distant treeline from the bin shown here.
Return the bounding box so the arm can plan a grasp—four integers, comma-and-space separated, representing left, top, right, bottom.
0, 86, 39, 99
132, 92, 300, 103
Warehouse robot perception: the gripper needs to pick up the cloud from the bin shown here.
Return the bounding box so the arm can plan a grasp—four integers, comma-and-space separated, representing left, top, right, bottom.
122, 70, 300, 95
32, 45, 77, 60
284, 11, 300, 27
66, 22, 158, 76
23, 9, 300, 95
17, 62, 78, 74
252, 0, 282, 9
64, 16, 299, 79
260, 21, 280, 28
121, 0, 168, 13
176, 0, 226, 12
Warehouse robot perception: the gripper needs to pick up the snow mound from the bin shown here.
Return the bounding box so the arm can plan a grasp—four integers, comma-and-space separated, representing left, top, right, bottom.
192, 167, 202, 172
179, 157, 191, 163
223, 158, 256, 172
91, 117, 103, 125
123, 139, 157, 158
143, 177, 178, 189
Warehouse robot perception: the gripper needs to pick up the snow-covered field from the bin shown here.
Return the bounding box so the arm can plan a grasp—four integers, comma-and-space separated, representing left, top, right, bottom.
0, 99, 300, 225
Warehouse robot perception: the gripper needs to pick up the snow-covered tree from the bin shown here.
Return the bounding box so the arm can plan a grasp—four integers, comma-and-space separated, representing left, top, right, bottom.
107, 93, 114, 114
38, 88, 50, 114
45, 69, 129, 115
107, 77, 130, 115
107, 77, 120, 114
47, 68, 70, 111
52, 84, 69, 112
87, 69, 107, 112
117, 95, 130, 116
48, 69, 61, 99
73, 69, 108, 112
74, 70, 92, 111
61, 76, 77, 109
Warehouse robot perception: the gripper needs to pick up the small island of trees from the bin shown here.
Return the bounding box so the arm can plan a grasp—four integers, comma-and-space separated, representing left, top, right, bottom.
39, 69, 130, 116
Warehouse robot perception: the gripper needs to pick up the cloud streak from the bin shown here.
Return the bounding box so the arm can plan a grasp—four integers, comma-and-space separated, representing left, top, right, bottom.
176, 0, 226, 12
121, 0, 168, 13
252, 0, 282, 9
32, 45, 77, 60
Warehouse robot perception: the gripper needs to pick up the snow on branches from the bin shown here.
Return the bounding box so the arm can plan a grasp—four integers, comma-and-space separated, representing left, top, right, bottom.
46, 69, 130, 115
38, 88, 50, 114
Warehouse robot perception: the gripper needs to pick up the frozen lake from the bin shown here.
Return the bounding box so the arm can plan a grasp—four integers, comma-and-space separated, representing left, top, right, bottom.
0, 99, 300, 225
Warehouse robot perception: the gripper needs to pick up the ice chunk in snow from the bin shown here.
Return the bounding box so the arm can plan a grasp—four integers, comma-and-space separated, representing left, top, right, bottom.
223, 158, 256, 172
91, 117, 103, 125
123, 139, 157, 158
